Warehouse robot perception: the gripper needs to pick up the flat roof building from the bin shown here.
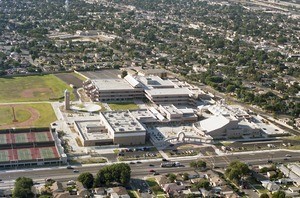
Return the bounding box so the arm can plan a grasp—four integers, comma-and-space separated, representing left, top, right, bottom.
158, 105, 197, 122
138, 69, 168, 78
193, 114, 262, 139
74, 120, 113, 147
82, 72, 199, 105
83, 76, 144, 102
145, 88, 194, 105
100, 111, 147, 145
138, 76, 175, 89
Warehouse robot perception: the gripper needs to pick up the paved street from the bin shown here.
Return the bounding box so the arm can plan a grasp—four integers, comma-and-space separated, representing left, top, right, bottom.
0, 149, 299, 190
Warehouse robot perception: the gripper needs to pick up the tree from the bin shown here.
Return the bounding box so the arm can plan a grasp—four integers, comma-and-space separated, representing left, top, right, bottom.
13, 177, 34, 198
197, 160, 207, 169
193, 178, 211, 190
121, 70, 128, 78
190, 160, 207, 170
95, 163, 131, 187
272, 191, 285, 198
168, 173, 177, 183
190, 161, 197, 168
183, 173, 189, 181
260, 193, 269, 198
225, 161, 249, 182
78, 172, 94, 189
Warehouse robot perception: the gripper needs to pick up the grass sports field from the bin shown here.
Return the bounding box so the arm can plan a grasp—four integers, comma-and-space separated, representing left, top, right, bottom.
0, 74, 73, 102
0, 103, 57, 128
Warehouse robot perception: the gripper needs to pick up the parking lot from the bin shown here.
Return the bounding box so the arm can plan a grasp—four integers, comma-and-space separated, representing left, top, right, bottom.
55, 73, 83, 88
164, 144, 216, 157
80, 70, 121, 79
115, 147, 162, 161
217, 138, 300, 152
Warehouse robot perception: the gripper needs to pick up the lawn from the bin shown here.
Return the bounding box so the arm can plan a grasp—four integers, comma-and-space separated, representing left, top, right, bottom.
146, 178, 157, 188
0, 103, 57, 128
26, 103, 57, 127
75, 157, 107, 164
285, 136, 300, 141
0, 74, 73, 102
146, 178, 165, 195
108, 102, 139, 111
127, 190, 139, 198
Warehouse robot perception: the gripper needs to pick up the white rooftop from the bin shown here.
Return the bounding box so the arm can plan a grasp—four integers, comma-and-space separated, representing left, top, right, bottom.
161, 105, 182, 115
145, 88, 192, 96
101, 111, 146, 133
129, 109, 158, 121
199, 115, 230, 132
124, 75, 142, 88
138, 76, 175, 89
93, 79, 134, 90
75, 120, 111, 141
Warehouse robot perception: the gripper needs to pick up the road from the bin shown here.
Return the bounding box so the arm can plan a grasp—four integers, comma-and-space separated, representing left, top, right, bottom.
0, 150, 298, 189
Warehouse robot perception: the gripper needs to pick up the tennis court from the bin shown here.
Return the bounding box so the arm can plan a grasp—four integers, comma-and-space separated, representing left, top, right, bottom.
17, 149, 33, 160
0, 150, 9, 162
0, 134, 7, 144
39, 147, 56, 159
14, 133, 29, 143
34, 132, 50, 142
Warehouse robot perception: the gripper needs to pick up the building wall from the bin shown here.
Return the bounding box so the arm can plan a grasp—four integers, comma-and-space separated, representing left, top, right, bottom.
114, 135, 145, 146
83, 81, 144, 102
83, 139, 113, 147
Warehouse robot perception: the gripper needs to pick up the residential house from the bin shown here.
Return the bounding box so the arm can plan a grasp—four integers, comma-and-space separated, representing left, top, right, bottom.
182, 171, 201, 180
285, 187, 300, 197
267, 171, 277, 178
209, 175, 226, 187
50, 181, 90, 198
182, 188, 201, 197
261, 181, 280, 192
199, 188, 213, 197
107, 187, 130, 198
156, 175, 169, 187
94, 187, 106, 198
163, 182, 186, 194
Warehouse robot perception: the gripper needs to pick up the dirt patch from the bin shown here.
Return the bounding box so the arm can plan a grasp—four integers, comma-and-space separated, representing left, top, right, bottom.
55, 73, 83, 88
0, 104, 40, 129
21, 88, 52, 98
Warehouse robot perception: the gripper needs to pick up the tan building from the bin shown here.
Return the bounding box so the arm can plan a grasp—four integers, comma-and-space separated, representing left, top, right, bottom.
100, 111, 146, 146
83, 75, 144, 102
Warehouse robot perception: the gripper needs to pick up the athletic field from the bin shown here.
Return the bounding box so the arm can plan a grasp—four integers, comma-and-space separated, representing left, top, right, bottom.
0, 74, 73, 102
